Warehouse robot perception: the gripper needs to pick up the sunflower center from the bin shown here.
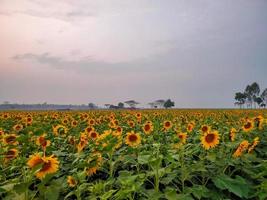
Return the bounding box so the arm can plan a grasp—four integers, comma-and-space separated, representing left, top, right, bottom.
87, 128, 92, 132
129, 134, 138, 142
6, 136, 16, 143
165, 122, 171, 127
144, 124, 150, 131
40, 160, 52, 172
6, 150, 16, 158
205, 133, 215, 143
91, 132, 97, 138
202, 126, 208, 132
244, 122, 251, 129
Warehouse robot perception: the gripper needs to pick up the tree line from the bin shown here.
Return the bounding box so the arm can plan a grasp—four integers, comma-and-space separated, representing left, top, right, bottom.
235, 82, 267, 108
100, 99, 175, 109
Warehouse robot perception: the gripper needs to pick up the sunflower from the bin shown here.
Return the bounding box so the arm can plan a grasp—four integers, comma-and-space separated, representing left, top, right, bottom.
36, 156, 59, 179
187, 122, 195, 132
163, 121, 172, 131
36, 135, 51, 150
68, 136, 76, 146
27, 154, 59, 179
77, 138, 88, 153
52, 113, 59, 120
143, 122, 154, 134
2, 113, 10, 119
114, 136, 123, 150
13, 124, 23, 132
125, 131, 141, 147
254, 116, 264, 130
85, 126, 95, 134
88, 131, 99, 140
62, 118, 69, 125
109, 120, 118, 129
53, 125, 68, 136
26, 116, 33, 125
112, 126, 123, 137
4, 148, 18, 162
3, 134, 18, 146
135, 113, 142, 119
200, 125, 210, 133
71, 120, 78, 127
97, 130, 112, 141
127, 120, 135, 128
0, 129, 5, 138
88, 119, 95, 126
27, 154, 44, 168
177, 132, 187, 144
86, 152, 102, 176
229, 128, 237, 141
242, 120, 254, 132
201, 131, 220, 150
233, 140, 249, 157
248, 137, 260, 153
67, 176, 77, 187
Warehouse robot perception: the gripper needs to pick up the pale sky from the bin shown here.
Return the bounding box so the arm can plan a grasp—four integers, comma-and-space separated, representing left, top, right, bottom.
1, 0, 267, 108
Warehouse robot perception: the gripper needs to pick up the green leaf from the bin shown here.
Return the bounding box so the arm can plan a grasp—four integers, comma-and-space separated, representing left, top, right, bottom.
164, 187, 179, 200
137, 154, 151, 164
189, 185, 210, 199
13, 182, 29, 194
101, 189, 116, 200
212, 175, 252, 198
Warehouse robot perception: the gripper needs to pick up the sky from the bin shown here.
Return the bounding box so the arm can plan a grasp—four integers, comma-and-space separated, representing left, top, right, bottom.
0, 0, 267, 108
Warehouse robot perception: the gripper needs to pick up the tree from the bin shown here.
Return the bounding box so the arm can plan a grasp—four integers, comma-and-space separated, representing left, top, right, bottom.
154, 100, 166, 108
118, 102, 124, 108
261, 88, 267, 109
104, 104, 111, 109
244, 85, 253, 108
255, 97, 263, 108
234, 92, 246, 108
88, 103, 97, 109
163, 99, 175, 109
109, 104, 119, 109
124, 100, 139, 108
148, 102, 157, 108
250, 82, 260, 108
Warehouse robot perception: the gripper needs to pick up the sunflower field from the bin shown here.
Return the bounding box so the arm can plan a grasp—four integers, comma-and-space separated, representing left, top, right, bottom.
0, 110, 267, 200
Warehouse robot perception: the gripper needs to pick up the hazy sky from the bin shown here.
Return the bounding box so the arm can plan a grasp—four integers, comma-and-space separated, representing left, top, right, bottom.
1, 0, 267, 108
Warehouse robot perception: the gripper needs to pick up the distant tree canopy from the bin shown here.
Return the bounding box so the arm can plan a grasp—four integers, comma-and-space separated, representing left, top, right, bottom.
124, 100, 139, 108
118, 102, 124, 108
164, 99, 175, 109
88, 103, 97, 109
235, 82, 266, 108
147, 99, 175, 109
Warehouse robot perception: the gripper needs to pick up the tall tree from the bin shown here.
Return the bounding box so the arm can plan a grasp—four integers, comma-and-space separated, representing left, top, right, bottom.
244, 84, 253, 108
261, 88, 267, 108
250, 82, 260, 108
255, 97, 263, 108
234, 92, 246, 108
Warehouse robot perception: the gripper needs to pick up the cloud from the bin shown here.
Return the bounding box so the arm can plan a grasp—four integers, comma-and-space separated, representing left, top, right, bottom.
11, 52, 122, 72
